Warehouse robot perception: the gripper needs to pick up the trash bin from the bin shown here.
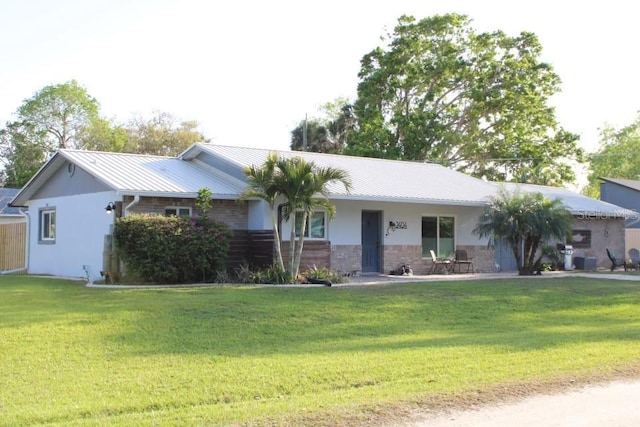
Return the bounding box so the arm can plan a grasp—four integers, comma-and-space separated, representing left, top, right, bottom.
557, 244, 574, 271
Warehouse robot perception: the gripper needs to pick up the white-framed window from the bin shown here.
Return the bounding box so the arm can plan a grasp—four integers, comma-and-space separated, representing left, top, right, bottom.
422, 216, 454, 257
294, 211, 326, 239
165, 207, 191, 217
39, 207, 56, 244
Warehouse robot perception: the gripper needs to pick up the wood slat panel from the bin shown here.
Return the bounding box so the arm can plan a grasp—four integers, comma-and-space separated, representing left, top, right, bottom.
0, 222, 27, 271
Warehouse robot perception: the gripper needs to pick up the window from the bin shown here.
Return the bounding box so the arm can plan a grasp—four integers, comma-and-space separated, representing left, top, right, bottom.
294, 211, 326, 239
165, 207, 191, 217
39, 208, 56, 244
422, 216, 454, 257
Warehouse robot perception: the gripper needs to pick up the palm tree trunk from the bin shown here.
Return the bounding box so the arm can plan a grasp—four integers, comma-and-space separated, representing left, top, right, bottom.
293, 211, 308, 278
270, 207, 285, 270
288, 213, 297, 278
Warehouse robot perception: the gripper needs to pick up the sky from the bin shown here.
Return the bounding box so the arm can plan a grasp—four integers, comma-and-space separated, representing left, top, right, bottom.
1, 0, 640, 158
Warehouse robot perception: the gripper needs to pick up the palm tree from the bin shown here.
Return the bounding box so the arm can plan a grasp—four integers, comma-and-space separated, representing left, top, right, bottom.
272, 156, 352, 278
473, 188, 573, 275
239, 153, 285, 270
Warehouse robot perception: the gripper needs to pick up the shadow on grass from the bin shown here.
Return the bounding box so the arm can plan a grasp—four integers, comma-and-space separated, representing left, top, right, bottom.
92, 277, 640, 357
2, 275, 639, 357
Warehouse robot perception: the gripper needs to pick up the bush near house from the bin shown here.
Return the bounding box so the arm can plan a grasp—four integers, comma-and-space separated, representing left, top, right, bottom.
113, 214, 231, 284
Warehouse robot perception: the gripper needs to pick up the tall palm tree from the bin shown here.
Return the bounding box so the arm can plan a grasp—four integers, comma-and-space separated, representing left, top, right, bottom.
473, 188, 573, 275
239, 153, 285, 270
272, 156, 352, 278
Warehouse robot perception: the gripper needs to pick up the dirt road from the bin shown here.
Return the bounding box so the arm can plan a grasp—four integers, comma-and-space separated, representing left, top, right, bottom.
405, 380, 640, 426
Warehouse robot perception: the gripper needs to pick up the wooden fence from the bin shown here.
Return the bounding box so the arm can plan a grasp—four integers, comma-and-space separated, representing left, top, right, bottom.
0, 222, 27, 272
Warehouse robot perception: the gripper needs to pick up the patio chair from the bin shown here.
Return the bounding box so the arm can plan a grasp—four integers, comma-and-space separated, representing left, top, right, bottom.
453, 249, 474, 273
606, 248, 627, 271
628, 248, 640, 270
429, 250, 452, 274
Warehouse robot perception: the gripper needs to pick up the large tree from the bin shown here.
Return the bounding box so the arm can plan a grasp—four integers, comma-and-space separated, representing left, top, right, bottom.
121, 111, 207, 156
1, 80, 102, 186
1, 80, 209, 187
14, 79, 100, 150
0, 122, 47, 187
473, 189, 573, 275
584, 115, 640, 197
290, 99, 356, 154
349, 14, 582, 184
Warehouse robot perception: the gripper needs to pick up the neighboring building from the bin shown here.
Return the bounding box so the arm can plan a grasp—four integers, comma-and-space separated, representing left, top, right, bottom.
1, 188, 27, 273
0, 188, 25, 224
600, 177, 640, 254
9, 145, 631, 280
599, 178, 640, 228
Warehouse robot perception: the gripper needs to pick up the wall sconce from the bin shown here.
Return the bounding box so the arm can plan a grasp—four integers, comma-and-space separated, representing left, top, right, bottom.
385, 221, 397, 237
604, 228, 609, 238
105, 202, 116, 215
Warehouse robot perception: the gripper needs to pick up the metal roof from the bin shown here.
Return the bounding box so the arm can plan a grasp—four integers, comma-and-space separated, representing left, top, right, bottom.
500, 182, 633, 218
61, 150, 245, 196
185, 144, 498, 206
10, 150, 246, 206
0, 188, 22, 215
600, 177, 640, 192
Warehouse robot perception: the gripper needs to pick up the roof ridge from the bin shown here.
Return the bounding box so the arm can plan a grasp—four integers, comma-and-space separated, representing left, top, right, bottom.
60, 148, 174, 159
198, 143, 442, 167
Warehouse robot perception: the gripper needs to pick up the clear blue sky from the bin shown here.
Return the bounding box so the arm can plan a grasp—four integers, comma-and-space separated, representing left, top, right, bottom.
1, 0, 639, 156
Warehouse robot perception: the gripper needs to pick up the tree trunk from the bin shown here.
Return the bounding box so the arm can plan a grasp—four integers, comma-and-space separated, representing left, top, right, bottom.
288, 214, 296, 278
270, 207, 285, 270
293, 211, 308, 278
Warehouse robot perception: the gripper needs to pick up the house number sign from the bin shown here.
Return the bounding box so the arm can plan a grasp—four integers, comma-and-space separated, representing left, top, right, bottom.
391, 220, 408, 229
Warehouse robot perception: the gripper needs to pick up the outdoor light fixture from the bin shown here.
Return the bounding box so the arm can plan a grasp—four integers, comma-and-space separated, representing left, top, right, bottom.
105, 202, 116, 214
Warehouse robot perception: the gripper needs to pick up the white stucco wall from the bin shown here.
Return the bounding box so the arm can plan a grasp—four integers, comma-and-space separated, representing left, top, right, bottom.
279, 199, 489, 249
247, 199, 273, 230
27, 191, 117, 280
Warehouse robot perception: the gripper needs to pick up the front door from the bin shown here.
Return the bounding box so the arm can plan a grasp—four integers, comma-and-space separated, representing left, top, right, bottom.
362, 211, 382, 273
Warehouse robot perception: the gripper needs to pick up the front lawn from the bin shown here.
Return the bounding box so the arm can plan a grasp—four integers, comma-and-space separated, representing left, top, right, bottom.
1, 275, 639, 426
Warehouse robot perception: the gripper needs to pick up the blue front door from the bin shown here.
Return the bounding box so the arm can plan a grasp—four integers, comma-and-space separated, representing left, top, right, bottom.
362, 211, 382, 273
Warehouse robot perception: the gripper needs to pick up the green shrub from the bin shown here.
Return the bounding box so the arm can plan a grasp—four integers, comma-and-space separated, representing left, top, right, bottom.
113, 214, 232, 284
233, 263, 292, 284
301, 265, 347, 284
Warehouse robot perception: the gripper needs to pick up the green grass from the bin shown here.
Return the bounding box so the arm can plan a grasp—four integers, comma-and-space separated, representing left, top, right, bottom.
1, 275, 640, 426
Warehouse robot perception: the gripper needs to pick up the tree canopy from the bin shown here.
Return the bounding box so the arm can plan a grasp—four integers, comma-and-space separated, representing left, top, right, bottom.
290, 99, 356, 154
1, 81, 208, 187
584, 114, 640, 197
295, 14, 582, 185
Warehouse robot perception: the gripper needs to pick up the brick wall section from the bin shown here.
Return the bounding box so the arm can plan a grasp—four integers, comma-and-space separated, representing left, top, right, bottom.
454, 245, 495, 273
331, 245, 362, 274
281, 241, 331, 271
384, 245, 424, 274
571, 218, 625, 269
123, 196, 248, 230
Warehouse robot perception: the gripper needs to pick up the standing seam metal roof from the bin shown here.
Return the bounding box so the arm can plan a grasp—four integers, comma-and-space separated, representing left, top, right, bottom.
59, 150, 246, 196
188, 144, 498, 205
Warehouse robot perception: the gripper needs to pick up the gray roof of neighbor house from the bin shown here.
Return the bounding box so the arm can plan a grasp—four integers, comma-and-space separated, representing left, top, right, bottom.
599, 177, 640, 192
0, 188, 22, 215
10, 149, 247, 206
181, 143, 499, 206
499, 182, 633, 218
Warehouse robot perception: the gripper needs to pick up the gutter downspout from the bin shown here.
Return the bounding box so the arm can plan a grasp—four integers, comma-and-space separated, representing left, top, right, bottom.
124, 195, 140, 216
